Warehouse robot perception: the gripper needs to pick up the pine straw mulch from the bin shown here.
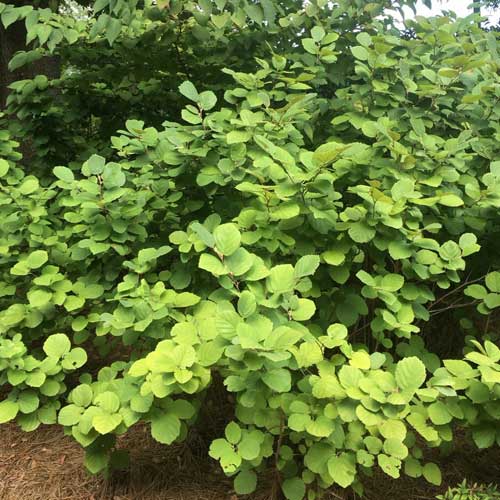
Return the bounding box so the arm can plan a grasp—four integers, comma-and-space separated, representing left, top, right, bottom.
0, 421, 499, 500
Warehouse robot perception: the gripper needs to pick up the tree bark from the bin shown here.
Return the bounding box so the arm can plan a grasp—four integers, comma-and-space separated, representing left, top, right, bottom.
0, 20, 29, 109
0, 1, 60, 109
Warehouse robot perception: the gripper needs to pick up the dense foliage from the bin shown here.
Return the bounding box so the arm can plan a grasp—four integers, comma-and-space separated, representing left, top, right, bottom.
438, 481, 500, 500
0, 1, 499, 498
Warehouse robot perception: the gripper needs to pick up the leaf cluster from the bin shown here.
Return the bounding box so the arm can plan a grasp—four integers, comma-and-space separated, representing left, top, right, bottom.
0, 1, 500, 499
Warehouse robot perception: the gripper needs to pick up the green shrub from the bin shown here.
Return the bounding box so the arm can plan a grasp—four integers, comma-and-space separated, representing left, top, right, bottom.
1, 1, 500, 499
438, 481, 500, 500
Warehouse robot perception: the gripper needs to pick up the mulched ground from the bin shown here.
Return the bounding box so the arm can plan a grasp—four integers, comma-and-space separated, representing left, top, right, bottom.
0, 422, 499, 500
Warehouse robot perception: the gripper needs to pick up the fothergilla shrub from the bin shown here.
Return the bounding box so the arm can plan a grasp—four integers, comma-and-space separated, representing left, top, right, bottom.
0, 1, 500, 499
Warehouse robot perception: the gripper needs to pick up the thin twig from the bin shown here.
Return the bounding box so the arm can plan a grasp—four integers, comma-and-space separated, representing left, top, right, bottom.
430, 301, 479, 315
428, 273, 487, 310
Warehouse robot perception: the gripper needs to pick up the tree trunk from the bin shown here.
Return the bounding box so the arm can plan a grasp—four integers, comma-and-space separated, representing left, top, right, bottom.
0, 20, 29, 109
1, 2, 61, 162
0, 1, 60, 109
473, 2, 481, 28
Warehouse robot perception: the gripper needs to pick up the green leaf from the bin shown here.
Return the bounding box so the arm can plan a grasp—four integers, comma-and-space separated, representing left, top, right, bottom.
282, 477, 306, 500
395, 357, 426, 392
254, 135, 294, 168
439, 241, 461, 261
179, 81, 199, 102
438, 194, 463, 207
7, 52, 29, 72
348, 222, 375, 243
327, 453, 356, 487
191, 222, 214, 247
378, 454, 401, 478
466, 285, 488, 302
427, 401, 452, 425
94, 391, 120, 413
43, 334, 71, 359
271, 202, 300, 220
61, 348, 88, 370
311, 26, 325, 42
356, 32, 372, 47
25, 371, 45, 388
18, 177, 39, 195
485, 272, 500, 293
199, 91, 217, 110
64, 295, 85, 312
238, 434, 261, 460
405, 457, 422, 478
199, 254, 226, 276
211, 12, 231, 29
93, 413, 122, 434
171, 399, 196, 420
151, 413, 181, 444
311, 375, 344, 399
237, 291, 257, 318
351, 46, 369, 60
227, 130, 252, 144
0, 400, 19, 423
294, 255, 320, 278
234, 470, 258, 495
383, 439, 408, 460
17, 390, 39, 414
131, 393, 153, 414
27, 250, 48, 269
472, 425, 496, 448
350, 351, 371, 370
262, 369, 291, 393
306, 416, 334, 437
40, 380, 60, 397
291, 298, 316, 321
83, 154, 105, 175
381, 274, 404, 292
380, 420, 406, 441
84, 450, 108, 474
174, 292, 200, 307
72, 385, 93, 407
302, 38, 317, 54
53, 166, 74, 182
313, 141, 347, 166
422, 462, 442, 485
210, 438, 241, 473
197, 341, 224, 367
322, 249, 346, 266
1, 8, 20, 29
388, 241, 412, 260
102, 163, 125, 189
391, 178, 415, 201
288, 413, 311, 432
267, 264, 295, 294
357, 270, 376, 286
324, 324, 348, 348
106, 17, 121, 45
225, 248, 254, 276
213, 224, 241, 256
58, 404, 83, 426
225, 422, 242, 444
28, 289, 52, 308
245, 4, 263, 24
0, 159, 9, 176
294, 342, 323, 367
459, 233, 480, 257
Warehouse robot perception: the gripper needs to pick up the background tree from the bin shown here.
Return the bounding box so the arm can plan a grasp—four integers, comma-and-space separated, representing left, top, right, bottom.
0, 1, 63, 106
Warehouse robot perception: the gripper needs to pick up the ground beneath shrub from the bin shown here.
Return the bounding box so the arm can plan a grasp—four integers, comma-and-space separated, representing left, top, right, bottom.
1, 422, 499, 500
